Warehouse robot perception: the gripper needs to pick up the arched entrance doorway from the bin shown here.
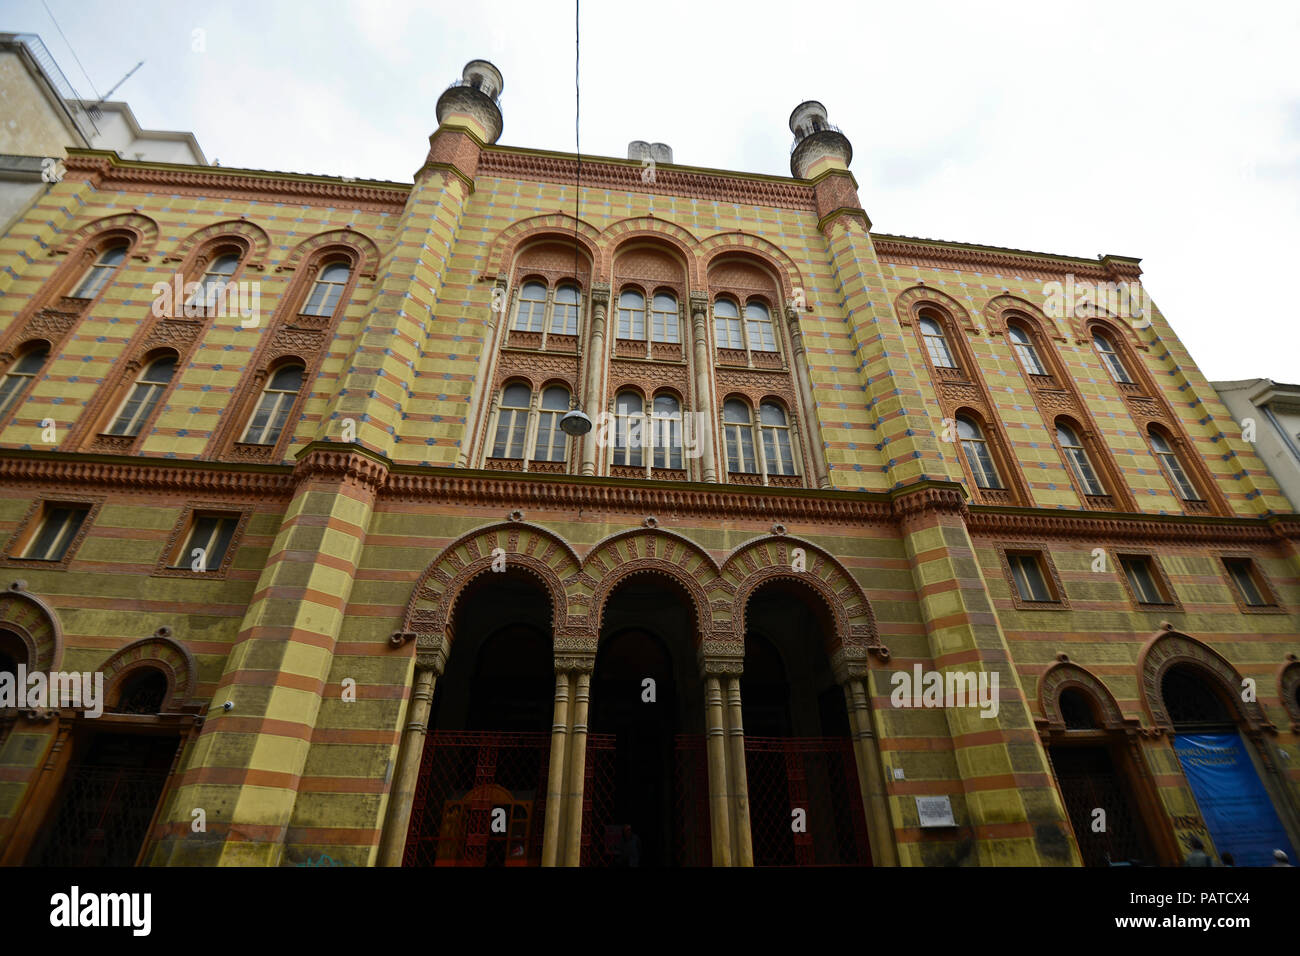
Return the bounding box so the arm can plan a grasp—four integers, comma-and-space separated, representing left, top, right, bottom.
741, 579, 871, 866
589, 572, 707, 866
402, 568, 556, 867
24, 665, 187, 867
1161, 662, 1298, 866
1040, 677, 1168, 866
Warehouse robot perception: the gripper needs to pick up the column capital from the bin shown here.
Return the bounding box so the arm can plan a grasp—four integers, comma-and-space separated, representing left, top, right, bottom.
414, 632, 450, 675
292, 441, 391, 494
689, 291, 710, 318
589, 283, 611, 310
830, 645, 872, 684
699, 639, 744, 678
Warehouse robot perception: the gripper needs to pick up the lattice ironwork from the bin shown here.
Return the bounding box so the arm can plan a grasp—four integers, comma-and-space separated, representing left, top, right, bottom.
1051, 745, 1152, 866
28, 734, 179, 867
744, 736, 870, 867
673, 735, 711, 867
403, 730, 551, 867
580, 733, 617, 866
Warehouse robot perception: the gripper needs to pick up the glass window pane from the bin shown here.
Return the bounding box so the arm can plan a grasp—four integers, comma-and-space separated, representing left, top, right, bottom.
269, 365, 304, 391
723, 400, 750, 424
502, 384, 531, 408
541, 386, 570, 411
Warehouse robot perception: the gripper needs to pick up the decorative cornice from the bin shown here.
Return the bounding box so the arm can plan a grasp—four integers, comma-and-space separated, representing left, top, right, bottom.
478, 149, 818, 211
968, 507, 1300, 544
0, 452, 294, 498
62, 152, 409, 211
873, 235, 1142, 281
292, 443, 391, 492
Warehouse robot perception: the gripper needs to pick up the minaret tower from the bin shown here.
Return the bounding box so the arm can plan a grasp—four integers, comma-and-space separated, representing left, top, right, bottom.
434, 58, 505, 144
788, 100, 853, 180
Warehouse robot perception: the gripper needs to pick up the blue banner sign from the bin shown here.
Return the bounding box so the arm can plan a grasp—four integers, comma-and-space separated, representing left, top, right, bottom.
1173, 733, 1296, 867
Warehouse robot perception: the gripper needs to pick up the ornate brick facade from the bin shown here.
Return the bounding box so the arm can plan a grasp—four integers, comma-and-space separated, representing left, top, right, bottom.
0, 63, 1296, 869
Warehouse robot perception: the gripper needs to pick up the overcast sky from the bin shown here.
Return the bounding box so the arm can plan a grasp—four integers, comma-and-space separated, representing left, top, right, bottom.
5, 0, 1297, 383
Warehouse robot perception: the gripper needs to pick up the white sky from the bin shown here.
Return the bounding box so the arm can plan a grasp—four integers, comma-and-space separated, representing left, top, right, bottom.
4, 0, 1298, 382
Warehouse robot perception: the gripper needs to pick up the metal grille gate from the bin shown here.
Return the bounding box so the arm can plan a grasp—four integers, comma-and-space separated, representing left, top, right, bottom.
744, 736, 871, 866
403, 730, 551, 866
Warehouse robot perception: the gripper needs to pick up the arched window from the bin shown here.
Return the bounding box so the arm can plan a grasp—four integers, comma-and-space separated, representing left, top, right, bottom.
1149, 427, 1200, 501
745, 301, 776, 352
0, 344, 51, 418
514, 281, 547, 332
72, 244, 128, 299
1059, 688, 1099, 730
1092, 331, 1132, 384
723, 399, 756, 474
652, 393, 682, 469
302, 262, 351, 317
651, 293, 679, 343
187, 252, 240, 309
919, 313, 957, 368
714, 298, 743, 349
1008, 323, 1047, 376
534, 385, 570, 462
956, 414, 1002, 489
241, 364, 304, 446
618, 290, 646, 341
759, 402, 795, 475
492, 383, 531, 459
613, 391, 644, 466
1056, 421, 1106, 496
107, 355, 176, 437
551, 285, 579, 336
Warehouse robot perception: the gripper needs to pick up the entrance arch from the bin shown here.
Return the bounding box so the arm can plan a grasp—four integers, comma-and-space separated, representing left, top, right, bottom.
1038, 658, 1174, 865
740, 577, 871, 866
1139, 628, 1300, 866
589, 568, 709, 866
403, 567, 556, 867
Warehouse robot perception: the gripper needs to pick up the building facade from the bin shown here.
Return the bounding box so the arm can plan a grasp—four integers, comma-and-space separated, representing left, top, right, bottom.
0, 59, 1297, 868
1213, 379, 1300, 513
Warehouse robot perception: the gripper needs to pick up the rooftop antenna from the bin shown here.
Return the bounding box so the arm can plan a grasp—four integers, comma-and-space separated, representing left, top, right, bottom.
92, 60, 144, 108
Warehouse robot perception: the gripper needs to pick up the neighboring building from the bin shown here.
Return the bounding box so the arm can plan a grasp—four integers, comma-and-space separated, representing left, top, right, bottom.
1214, 379, 1300, 511
0, 33, 205, 231
0, 58, 1296, 869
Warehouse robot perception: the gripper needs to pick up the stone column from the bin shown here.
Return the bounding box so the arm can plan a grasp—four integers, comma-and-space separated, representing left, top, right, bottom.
689, 292, 718, 482
703, 673, 732, 866
786, 304, 830, 488
833, 646, 899, 866
541, 671, 571, 867
561, 666, 593, 866
378, 635, 448, 867
724, 676, 754, 866
581, 285, 610, 477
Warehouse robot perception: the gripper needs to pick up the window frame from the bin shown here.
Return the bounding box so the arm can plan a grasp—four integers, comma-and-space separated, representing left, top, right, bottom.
0, 341, 53, 426
1217, 554, 1282, 613
239, 362, 306, 448
1147, 426, 1202, 504
2, 496, 104, 571
104, 352, 179, 440
153, 505, 252, 579
70, 242, 130, 301
1054, 419, 1108, 499
300, 259, 353, 319
955, 413, 1004, 491
1115, 551, 1181, 609
996, 545, 1068, 610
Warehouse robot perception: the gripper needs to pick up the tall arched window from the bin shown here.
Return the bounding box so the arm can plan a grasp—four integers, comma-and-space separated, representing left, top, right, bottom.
551, 285, 579, 336
613, 391, 644, 466
618, 290, 646, 341
1092, 331, 1132, 384
1149, 427, 1200, 501
714, 298, 743, 349
492, 383, 531, 459
0, 344, 51, 418
1056, 421, 1106, 496
652, 393, 682, 469
187, 253, 240, 309
745, 301, 776, 352
1007, 323, 1047, 376
919, 313, 957, 368
956, 414, 1002, 489
723, 399, 756, 474
759, 402, 795, 475
107, 355, 176, 437
241, 364, 304, 446
534, 385, 570, 462
514, 282, 547, 332
651, 293, 679, 343
72, 244, 127, 299
302, 262, 352, 317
